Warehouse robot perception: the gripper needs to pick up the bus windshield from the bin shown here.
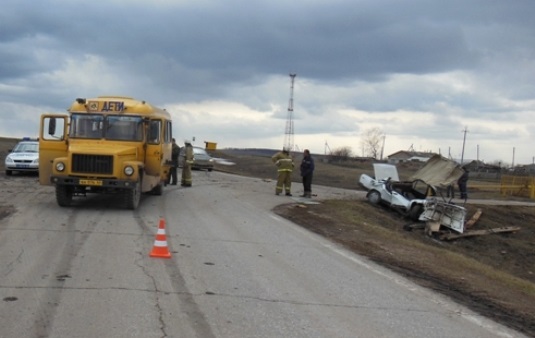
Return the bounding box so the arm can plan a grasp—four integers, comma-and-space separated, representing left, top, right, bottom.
70, 114, 144, 141
70, 114, 104, 139
106, 115, 144, 141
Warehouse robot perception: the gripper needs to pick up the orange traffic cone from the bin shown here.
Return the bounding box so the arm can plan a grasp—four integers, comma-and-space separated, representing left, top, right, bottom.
150, 218, 172, 259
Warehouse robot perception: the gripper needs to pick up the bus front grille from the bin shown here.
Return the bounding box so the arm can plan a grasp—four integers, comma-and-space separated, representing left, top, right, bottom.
72, 154, 113, 174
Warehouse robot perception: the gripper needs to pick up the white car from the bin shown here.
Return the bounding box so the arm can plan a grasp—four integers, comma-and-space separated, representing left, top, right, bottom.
359, 155, 467, 233
4, 138, 39, 175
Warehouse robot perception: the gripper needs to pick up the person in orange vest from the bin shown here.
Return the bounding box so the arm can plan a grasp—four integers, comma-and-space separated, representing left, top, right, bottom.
181, 141, 194, 187
271, 148, 294, 196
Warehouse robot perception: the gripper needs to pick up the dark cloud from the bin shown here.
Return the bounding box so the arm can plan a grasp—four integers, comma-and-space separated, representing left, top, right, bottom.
1, 0, 535, 163
0, 1, 480, 82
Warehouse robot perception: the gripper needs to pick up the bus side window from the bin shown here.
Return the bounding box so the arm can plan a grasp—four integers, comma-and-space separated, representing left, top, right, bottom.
148, 120, 161, 144
164, 120, 172, 143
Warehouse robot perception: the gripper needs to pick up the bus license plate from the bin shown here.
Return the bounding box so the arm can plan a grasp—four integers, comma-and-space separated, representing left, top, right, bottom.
80, 179, 103, 186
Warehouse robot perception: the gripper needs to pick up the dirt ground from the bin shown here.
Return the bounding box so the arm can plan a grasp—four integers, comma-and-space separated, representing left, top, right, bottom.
213, 151, 535, 337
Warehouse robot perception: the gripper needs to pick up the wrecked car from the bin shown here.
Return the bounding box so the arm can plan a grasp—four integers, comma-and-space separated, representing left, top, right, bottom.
359, 155, 467, 233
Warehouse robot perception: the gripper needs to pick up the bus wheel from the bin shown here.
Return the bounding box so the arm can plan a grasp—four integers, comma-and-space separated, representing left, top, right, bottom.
151, 182, 163, 196
56, 184, 73, 207
125, 179, 141, 210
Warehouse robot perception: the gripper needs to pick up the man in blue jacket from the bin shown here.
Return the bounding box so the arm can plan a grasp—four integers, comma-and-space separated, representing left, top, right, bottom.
458, 168, 469, 200
300, 149, 315, 198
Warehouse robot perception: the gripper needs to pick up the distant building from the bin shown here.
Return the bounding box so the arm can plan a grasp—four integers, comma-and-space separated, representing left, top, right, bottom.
462, 160, 485, 171
514, 163, 535, 175
387, 151, 437, 164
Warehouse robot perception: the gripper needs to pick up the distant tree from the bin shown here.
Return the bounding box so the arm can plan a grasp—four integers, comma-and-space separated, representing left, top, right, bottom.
360, 127, 384, 159
329, 146, 353, 162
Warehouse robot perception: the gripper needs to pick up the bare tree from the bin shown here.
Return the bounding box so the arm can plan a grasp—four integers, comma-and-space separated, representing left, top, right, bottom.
329, 146, 353, 162
360, 127, 384, 159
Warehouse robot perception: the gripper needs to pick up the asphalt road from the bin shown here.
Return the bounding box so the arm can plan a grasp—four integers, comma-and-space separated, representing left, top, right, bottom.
0, 171, 527, 338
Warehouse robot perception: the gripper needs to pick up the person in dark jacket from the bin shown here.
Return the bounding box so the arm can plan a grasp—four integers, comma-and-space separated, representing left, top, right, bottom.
300, 149, 315, 198
458, 168, 469, 199
169, 138, 180, 185
446, 183, 455, 198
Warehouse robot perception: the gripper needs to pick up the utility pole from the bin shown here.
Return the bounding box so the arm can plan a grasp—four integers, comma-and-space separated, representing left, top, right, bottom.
460, 127, 468, 164
283, 74, 296, 152
324, 140, 331, 155
380, 135, 386, 160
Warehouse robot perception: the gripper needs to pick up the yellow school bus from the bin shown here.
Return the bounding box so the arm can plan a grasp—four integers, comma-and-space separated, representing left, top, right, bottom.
39, 96, 173, 209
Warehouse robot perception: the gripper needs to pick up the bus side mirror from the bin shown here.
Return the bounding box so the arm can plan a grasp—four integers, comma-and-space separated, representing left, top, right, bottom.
48, 118, 56, 135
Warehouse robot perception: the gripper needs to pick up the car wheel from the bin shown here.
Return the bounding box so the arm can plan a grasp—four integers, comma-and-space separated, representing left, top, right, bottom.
409, 204, 424, 221
367, 190, 381, 205
6, 170, 12, 176
208, 168, 213, 172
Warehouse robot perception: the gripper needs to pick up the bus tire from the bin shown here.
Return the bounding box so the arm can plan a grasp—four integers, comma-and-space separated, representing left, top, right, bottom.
151, 182, 163, 196
56, 184, 73, 207
125, 179, 142, 210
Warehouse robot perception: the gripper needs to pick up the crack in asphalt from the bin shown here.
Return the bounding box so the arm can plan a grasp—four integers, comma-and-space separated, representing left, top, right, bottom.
0, 284, 476, 317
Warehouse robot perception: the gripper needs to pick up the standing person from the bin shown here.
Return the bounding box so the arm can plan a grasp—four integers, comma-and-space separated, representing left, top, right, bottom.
458, 168, 469, 199
169, 138, 180, 185
181, 141, 194, 187
271, 148, 294, 196
446, 183, 454, 198
300, 149, 315, 198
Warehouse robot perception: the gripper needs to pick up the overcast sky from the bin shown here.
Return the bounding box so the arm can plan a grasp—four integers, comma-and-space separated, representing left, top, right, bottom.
2, 0, 535, 165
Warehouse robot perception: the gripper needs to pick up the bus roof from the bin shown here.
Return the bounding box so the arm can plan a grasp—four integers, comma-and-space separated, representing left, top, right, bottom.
67, 96, 170, 119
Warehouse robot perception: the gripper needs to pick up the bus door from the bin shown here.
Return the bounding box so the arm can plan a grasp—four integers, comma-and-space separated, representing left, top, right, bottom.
39, 115, 68, 185
145, 119, 163, 176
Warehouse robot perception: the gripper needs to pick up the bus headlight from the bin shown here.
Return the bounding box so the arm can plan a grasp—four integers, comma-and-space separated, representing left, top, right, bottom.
124, 166, 134, 176
55, 162, 65, 172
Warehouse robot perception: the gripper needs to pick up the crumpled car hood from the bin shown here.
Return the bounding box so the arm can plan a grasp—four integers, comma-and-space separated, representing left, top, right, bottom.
409, 154, 464, 188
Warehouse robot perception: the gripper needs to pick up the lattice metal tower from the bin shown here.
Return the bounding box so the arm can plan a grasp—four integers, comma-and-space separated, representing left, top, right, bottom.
283, 73, 297, 151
